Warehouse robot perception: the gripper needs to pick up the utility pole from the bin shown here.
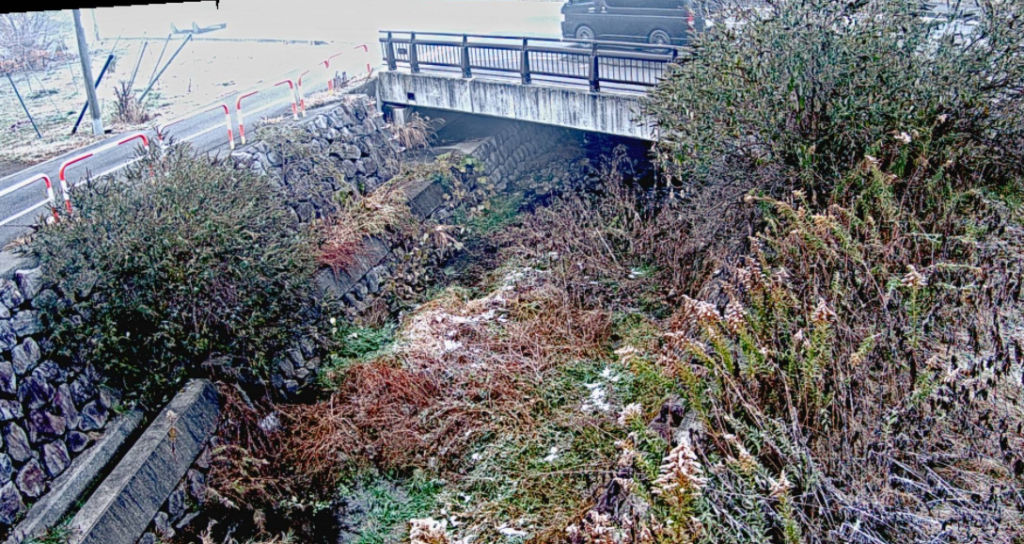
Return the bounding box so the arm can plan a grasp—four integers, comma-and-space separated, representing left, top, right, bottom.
73, 9, 104, 136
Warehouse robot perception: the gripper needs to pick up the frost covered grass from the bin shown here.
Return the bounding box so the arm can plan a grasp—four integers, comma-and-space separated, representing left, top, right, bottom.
205, 219, 683, 542
205, 1, 1024, 541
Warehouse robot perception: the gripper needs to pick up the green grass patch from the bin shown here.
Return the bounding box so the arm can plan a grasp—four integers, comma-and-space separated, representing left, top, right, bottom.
440, 358, 626, 540
454, 192, 525, 237
319, 322, 398, 387
337, 470, 444, 544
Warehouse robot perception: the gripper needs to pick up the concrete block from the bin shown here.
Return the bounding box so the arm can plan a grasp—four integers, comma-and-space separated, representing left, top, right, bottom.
3, 408, 144, 544
0, 252, 38, 282
403, 177, 448, 219
67, 380, 220, 544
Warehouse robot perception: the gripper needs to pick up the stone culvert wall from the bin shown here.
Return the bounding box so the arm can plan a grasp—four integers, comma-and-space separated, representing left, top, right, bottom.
472, 123, 589, 194
0, 267, 115, 530
323, 122, 597, 318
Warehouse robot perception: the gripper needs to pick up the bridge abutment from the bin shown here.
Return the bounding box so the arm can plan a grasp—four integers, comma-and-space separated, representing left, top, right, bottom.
378, 71, 656, 141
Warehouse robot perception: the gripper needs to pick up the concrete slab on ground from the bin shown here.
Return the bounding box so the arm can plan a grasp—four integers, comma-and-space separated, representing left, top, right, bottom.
4, 408, 145, 544
67, 380, 220, 544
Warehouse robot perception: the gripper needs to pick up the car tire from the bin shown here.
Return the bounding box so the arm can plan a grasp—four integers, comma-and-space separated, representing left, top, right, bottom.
648, 29, 671, 46
575, 25, 595, 41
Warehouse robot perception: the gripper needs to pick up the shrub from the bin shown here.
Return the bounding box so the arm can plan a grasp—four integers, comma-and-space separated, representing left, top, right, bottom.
32, 145, 325, 404
112, 80, 152, 125
643, 0, 1024, 289
615, 1, 1024, 542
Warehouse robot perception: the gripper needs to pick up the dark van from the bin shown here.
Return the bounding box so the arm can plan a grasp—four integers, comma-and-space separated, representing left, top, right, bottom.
560, 0, 709, 46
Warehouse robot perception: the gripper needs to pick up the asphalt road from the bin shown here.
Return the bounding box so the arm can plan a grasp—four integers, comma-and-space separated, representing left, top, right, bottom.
0, 1, 566, 247
0, 39, 653, 249
0, 55, 367, 248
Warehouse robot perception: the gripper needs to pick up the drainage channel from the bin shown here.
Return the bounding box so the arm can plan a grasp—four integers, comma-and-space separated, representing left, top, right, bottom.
8, 380, 218, 544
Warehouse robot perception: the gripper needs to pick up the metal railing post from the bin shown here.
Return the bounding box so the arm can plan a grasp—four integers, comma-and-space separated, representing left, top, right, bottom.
409, 32, 420, 74
386, 32, 397, 71
461, 35, 472, 78
589, 42, 600, 92
521, 38, 531, 84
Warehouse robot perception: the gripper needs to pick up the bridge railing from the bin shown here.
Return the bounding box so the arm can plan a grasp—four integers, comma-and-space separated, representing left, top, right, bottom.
378, 31, 684, 92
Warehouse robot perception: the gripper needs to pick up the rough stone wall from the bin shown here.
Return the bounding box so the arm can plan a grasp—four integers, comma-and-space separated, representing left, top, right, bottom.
223, 94, 402, 397
0, 268, 114, 530
233, 94, 401, 227
331, 123, 596, 318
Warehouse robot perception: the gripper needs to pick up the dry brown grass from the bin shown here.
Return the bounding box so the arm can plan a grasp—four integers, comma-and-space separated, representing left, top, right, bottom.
207, 262, 615, 536
391, 112, 444, 151
317, 181, 418, 273
112, 80, 152, 125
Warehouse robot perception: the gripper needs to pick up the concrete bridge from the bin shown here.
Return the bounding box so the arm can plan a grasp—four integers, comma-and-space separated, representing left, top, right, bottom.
375, 31, 681, 141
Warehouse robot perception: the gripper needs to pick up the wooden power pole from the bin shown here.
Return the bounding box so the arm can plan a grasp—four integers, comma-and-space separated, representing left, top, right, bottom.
73, 9, 104, 136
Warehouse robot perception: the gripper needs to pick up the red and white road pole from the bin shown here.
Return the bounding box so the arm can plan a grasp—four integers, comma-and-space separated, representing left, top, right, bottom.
275, 78, 299, 120
58, 153, 92, 215
220, 103, 235, 149
58, 132, 151, 214
354, 43, 372, 75
0, 174, 61, 222
237, 90, 260, 145
33, 175, 60, 222
158, 104, 234, 151
297, 70, 310, 117
322, 52, 345, 93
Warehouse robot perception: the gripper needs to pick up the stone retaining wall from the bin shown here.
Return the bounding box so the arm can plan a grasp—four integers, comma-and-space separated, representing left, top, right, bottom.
321, 122, 597, 318
232, 94, 401, 227
0, 267, 115, 533
473, 123, 587, 194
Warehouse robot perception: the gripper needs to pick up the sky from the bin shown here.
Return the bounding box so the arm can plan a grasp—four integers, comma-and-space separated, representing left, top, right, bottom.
90, 0, 565, 45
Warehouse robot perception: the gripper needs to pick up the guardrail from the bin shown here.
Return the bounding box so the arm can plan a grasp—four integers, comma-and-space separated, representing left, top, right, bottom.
0, 174, 60, 226
59, 133, 150, 214
322, 44, 375, 93
157, 102, 234, 150
274, 78, 299, 120
236, 90, 261, 146
378, 31, 682, 91
298, 69, 311, 117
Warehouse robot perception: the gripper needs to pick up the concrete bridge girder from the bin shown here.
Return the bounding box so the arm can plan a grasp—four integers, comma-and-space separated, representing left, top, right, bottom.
378, 71, 656, 141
